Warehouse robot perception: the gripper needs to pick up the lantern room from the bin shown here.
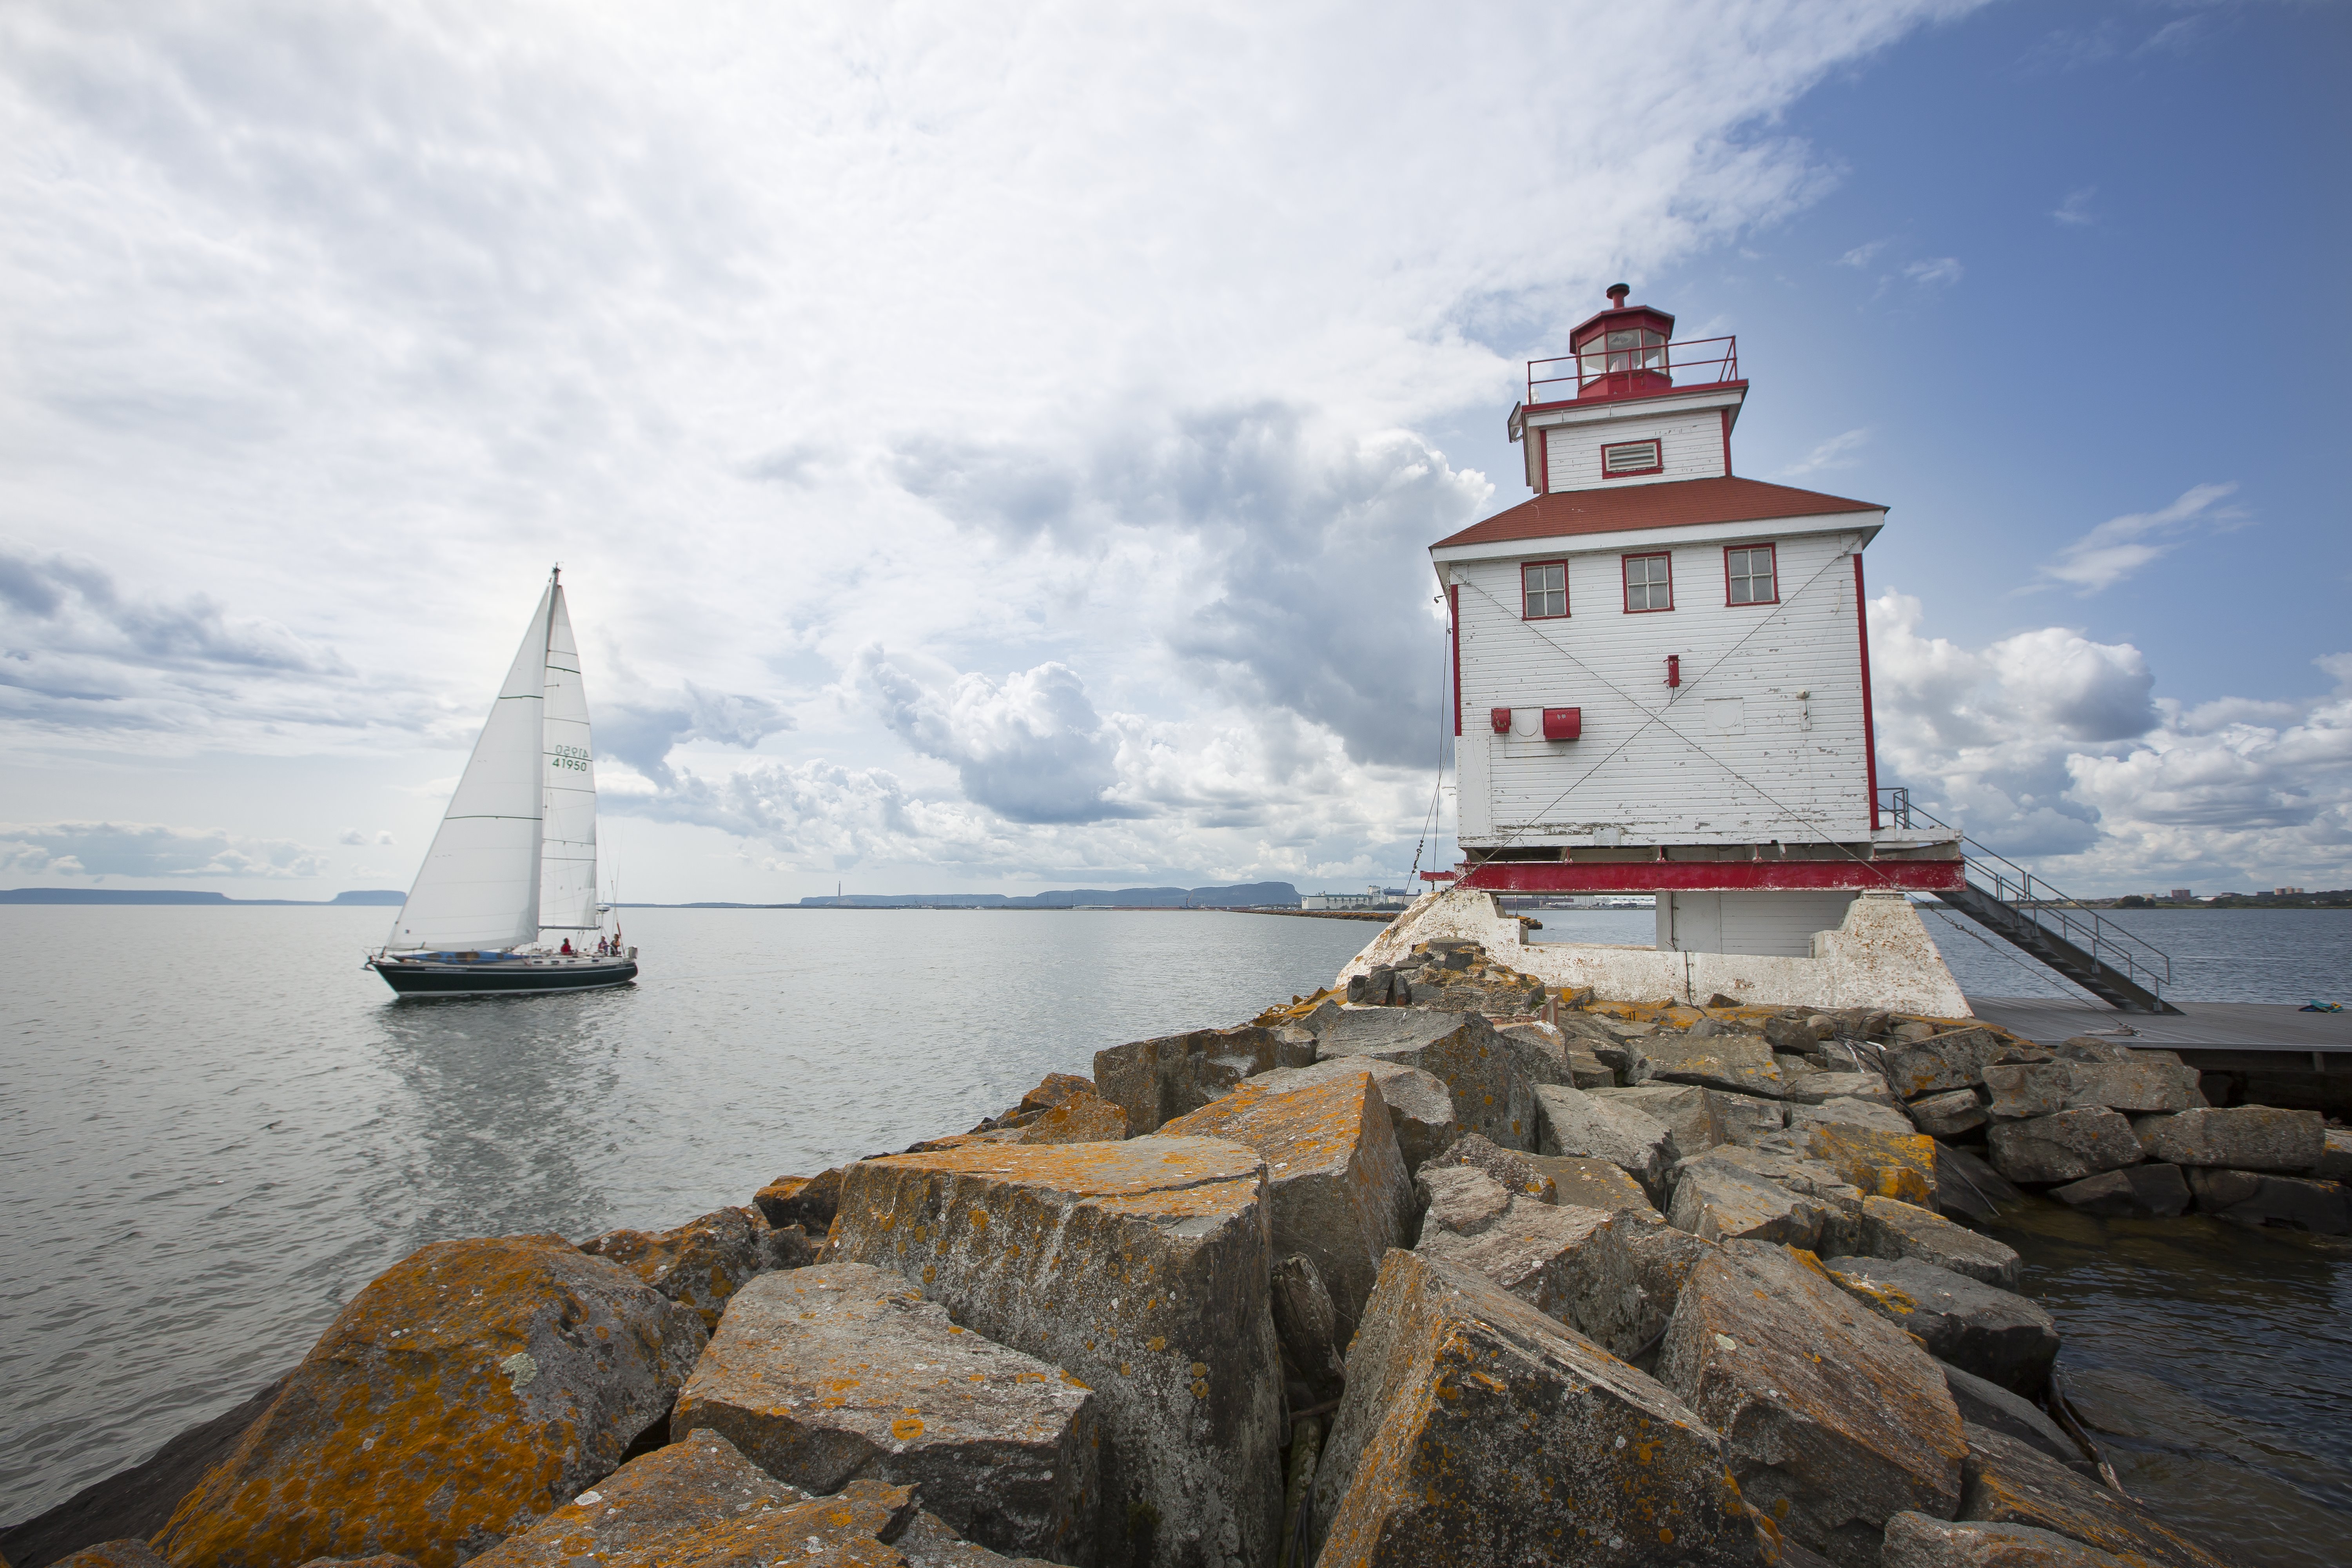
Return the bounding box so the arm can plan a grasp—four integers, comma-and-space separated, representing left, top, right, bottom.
1568, 283, 1675, 401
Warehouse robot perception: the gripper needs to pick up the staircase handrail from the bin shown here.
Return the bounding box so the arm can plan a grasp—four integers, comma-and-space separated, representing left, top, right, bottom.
1877, 788, 2172, 998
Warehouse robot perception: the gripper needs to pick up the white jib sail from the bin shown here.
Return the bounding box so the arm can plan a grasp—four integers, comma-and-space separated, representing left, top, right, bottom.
538, 583, 601, 933
387, 586, 552, 951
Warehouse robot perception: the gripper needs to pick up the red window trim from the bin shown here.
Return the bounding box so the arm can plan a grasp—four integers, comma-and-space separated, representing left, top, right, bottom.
1599, 437, 1663, 479
1622, 551, 1673, 613
1722, 541, 1779, 607
1520, 558, 1571, 620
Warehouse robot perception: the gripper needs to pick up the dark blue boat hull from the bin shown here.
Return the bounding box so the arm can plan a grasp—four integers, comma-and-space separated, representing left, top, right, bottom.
368, 955, 637, 996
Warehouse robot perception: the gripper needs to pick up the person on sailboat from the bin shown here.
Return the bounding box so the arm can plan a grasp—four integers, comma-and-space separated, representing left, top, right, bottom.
559, 938, 573, 956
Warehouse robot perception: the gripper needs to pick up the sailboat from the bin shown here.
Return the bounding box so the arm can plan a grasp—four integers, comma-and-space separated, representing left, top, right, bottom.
366, 568, 637, 996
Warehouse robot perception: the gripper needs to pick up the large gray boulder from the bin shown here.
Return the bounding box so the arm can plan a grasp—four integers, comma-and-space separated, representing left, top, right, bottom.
1855, 1196, 2023, 1290
1642, 1029, 1788, 1098
1981, 1062, 2069, 1123
1533, 1083, 1678, 1203
1309, 1250, 1757, 1567
1160, 1066, 1415, 1334
1934, 1144, 2025, 1227
1959, 1423, 2233, 1568
2048, 1163, 2191, 1218
464, 1432, 916, 1568
1936, 1361, 2077, 1464
1682, 1144, 1867, 1251
1986, 1109, 2144, 1185
2319, 1126, 2352, 1182
1411, 1166, 1613, 1323
1249, 1055, 1458, 1172
579, 1205, 772, 1331
2130, 1105, 2326, 1171
670, 1265, 1098, 1563
1882, 1027, 2002, 1099
1789, 1096, 1917, 1139
1594, 1082, 1726, 1152
1881, 1511, 2143, 1567
829, 1138, 1284, 1568
1524, 1152, 1660, 1216
1091, 1023, 1313, 1135
2061, 1058, 2200, 1114
1907, 1088, 1989, 1139
1550, 1208, 1712, 1359
152, 1235, 707, 1568
1314, 1007, 1539, 1151
1656, 1239, 1966, 1566
1417, 1131, 1557, 1203
1821, 1256, 2057, 1395
1780, 1070, 1901, 1109
2186, 1168, 2352, 1232
1667, 1158, 1832, 1250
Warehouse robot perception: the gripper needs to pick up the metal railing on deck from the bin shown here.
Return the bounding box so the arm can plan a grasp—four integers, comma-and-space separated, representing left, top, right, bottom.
1877, 787, 2172, 1000
1526, 334, 1740, 407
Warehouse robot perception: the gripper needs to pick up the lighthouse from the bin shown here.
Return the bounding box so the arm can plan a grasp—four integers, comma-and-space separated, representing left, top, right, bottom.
1389, 287, 1971, 1008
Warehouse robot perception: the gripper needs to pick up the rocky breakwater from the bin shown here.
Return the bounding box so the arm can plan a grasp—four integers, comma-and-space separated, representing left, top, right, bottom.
19, 935, 2343, 1568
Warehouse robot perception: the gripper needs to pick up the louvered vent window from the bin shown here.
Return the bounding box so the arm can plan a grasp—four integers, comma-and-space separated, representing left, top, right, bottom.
1601, 438, 1662, 476
1522, 561, 1567, 619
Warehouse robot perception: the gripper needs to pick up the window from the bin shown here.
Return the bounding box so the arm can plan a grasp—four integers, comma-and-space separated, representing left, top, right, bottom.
1623, 552, 1673, 612
1601, 438, 1662, 477
1725, 544, 1777, 605
1522, 560, 1568, 619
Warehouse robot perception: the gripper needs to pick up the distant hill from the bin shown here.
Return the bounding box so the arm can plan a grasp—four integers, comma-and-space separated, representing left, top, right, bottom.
791, 882, 1302, 909
0, 888, 406, 906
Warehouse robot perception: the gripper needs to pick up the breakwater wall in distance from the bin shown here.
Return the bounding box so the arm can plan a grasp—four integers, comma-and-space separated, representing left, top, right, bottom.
8, 939, 2345, 1568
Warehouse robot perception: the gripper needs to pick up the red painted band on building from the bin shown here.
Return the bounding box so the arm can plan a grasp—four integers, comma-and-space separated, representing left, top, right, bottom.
1458, 859, 1964, 893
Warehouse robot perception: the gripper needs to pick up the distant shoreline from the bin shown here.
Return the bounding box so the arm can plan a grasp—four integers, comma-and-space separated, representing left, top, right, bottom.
0, 888, 405, 907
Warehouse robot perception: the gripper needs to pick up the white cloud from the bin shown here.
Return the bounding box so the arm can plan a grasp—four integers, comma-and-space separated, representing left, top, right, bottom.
1871, 593, 2352, 890
0, 821, 330, 880
1777, 428, 1869, 479
0, 0, 2041, 893
1903, 256, 1963, 287
2052, 186, 2096, 226
2031, 482, 2247, 594
1839, 240, 1889, 267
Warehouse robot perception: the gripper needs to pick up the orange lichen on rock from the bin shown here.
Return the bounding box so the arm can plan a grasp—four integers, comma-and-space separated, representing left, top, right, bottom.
829, 1136, 1283, 1568
579, 1206, 769, 1329
153, 1234, 706, 1568
671, 1263, 1099, 1562
1655, 1238, 1965, 1563
1801, 1122, 1938, 1209
1161, 1070, 1414, 1332
1308, 1249, 1753, 1567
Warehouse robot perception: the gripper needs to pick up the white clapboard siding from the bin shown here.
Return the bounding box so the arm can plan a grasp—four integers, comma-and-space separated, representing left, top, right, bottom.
1544, 412, 1726, 491
1452, 528, 1873, 845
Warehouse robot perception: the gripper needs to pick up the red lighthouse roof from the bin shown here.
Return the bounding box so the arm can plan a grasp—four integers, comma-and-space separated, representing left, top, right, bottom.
1432, 475, 1881, 551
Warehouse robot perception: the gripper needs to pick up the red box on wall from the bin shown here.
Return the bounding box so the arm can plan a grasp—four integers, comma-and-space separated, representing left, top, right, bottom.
1542, 707, 1583, 741
1490, 708, 1513, 735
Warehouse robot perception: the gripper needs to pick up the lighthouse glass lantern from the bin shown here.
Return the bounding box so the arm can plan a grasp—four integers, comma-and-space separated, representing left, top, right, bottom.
1572, 283, 1675, 399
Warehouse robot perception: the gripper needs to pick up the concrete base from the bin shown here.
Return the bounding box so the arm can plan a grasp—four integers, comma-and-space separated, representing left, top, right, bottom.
1336, 886, 1972, 1017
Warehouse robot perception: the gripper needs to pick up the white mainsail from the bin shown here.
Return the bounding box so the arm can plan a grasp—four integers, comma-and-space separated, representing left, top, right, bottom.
537, 584, 601, 932
387, 585, 554, 951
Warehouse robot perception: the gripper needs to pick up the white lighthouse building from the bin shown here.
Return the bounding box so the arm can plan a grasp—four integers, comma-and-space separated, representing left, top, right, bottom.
1369, 287, 1972, 1009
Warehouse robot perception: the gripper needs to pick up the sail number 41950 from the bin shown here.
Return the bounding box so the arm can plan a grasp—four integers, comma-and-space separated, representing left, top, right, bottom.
549, 745, 592, 772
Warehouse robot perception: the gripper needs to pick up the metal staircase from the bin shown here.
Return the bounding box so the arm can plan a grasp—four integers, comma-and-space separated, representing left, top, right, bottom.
1879, 789, 2181, 1014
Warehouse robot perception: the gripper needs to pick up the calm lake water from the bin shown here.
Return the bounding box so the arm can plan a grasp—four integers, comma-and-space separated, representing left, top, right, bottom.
3, 902, 2346, 1566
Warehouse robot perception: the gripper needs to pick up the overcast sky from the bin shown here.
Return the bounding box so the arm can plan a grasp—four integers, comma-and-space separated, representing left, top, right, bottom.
3, 0, 2346, 901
